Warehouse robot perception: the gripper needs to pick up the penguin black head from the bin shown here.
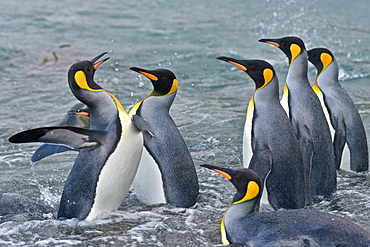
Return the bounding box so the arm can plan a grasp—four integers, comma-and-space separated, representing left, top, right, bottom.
68, 52, 110, 93
217, 57, 276, 90
201, 164, 261, 204
307, 48, 334, 75
130, 67, 178, 96
259, 36, 306, 65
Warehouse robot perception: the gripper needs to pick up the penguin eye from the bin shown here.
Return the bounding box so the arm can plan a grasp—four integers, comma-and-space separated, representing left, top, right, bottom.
250, 66, 257, 71
235, 175, 241, 181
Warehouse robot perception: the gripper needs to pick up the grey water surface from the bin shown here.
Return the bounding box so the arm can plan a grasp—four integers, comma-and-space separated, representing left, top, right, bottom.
1, 0, 369, 246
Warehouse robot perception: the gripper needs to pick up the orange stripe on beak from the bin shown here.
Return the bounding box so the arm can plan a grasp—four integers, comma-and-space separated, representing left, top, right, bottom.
94, 60, 105, 70
229, 61, 247, 71
74, 112, 90, 116
140, 71, 158, 81
213, 169, 232, 180
265, 41, 280, 47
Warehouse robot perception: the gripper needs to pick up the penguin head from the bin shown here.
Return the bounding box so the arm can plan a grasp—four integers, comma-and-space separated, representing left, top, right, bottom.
259, 36, 306, 66
217, 57, 276, 91
201, 164, 261, 204
67, 52, 110, 96
307, 48, 334, 75
130, 67, 178, 97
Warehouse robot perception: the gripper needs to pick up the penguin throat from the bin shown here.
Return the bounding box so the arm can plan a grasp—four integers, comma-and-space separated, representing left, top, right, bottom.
151, 79, 178, 97
287, 53, 308, 84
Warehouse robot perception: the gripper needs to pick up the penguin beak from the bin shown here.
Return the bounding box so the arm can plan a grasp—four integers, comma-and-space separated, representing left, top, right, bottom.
201, 164, 234, 180
68, 109, 90, 117
91, 52, 110, 70
130, 67, 159, 81
258, 38, 281, 48
217, 56, 247, 71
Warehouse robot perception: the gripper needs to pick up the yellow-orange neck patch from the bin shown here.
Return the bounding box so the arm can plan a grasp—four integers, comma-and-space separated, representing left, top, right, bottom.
290, 44, 301, 66
232, 181, 260, 205
320, 52, 333, 74
149, 79, 178, 97
257, 68, 273, 90
74, 71, 103, 92
169, 79, 178, 95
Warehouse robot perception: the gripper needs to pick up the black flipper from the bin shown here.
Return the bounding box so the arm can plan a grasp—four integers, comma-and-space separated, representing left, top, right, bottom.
9, 126, 107, 150
132, 115, 155, 137
31, 144, 76, 162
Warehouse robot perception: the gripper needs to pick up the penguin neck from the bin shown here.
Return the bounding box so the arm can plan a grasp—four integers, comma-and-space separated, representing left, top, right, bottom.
253, 77, 280, 106
224, 198, 257, 226
82, 91, 119, 129
146, 91, 176, 110
286, 51, 310, 87
317, 59, 340, 88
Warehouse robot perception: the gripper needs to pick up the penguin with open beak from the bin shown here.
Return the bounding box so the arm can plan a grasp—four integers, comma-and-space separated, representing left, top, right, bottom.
9, 53, 143, 220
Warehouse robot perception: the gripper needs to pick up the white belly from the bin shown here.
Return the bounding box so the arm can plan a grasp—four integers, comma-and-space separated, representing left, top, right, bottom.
340, 143, 350, 171
86, 119, 143, 220
132, 148, 166, 205
243, 97, 254, 168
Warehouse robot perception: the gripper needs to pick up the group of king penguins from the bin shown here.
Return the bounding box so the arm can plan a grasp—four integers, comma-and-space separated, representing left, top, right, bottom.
7, 36, 370, 246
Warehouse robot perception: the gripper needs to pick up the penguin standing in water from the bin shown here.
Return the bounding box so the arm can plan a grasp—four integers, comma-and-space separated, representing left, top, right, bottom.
201, 164, 370, 246
259, 36, 336, 198
31, 102, 90, 162
308, 48, 369, 172
9, 53, 143, 220
129, 67, 199, 208
217, 57, 306, 209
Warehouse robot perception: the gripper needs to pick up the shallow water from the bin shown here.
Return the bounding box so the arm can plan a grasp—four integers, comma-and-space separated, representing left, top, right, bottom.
1, 0, 370, 245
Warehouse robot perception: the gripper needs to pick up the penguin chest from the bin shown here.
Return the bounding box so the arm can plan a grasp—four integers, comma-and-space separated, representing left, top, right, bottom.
86, 115, 143, 220
243, 97, 254, 168
312, 84, 334, 141
132, 147, 166, 205
137, 108, 198, 207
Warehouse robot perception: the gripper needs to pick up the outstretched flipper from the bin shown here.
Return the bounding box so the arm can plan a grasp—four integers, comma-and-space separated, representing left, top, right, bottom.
31, 144, 75, 162
9, 126, 107, 150
31, 103, 91, 161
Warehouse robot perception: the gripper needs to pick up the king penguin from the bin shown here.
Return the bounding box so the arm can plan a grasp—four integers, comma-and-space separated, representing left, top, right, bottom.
259, 36, 337, 198
217, 57, 307, 209
9, 53, 143, 220
308, 48, 369, 172
128, 67, 199, 208
201, 164, 370, 246
31, 102, 90, 162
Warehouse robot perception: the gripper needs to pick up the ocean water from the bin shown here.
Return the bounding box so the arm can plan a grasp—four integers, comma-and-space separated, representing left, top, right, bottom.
1, 0, 369, 246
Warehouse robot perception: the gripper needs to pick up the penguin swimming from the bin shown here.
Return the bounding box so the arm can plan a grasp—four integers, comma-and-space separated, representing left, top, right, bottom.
129, 67, 199, 208
308, 47, 369, 172
201, 164, 370, 246
31, 102, 90, 162
217, 57, 306, 209
259, 36, 336, 198
9, 53, 143, 220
